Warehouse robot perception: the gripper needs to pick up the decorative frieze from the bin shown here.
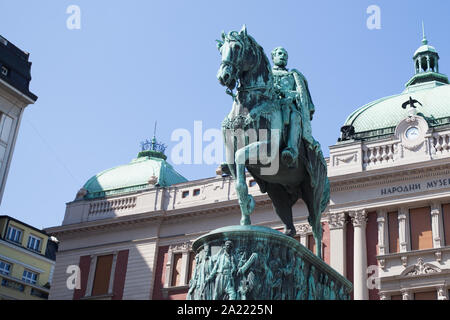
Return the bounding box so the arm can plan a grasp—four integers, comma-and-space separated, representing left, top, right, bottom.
402, 258, 441, 276
169, 241, 192, 253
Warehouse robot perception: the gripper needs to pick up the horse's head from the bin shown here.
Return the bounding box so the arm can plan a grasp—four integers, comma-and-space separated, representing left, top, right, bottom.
216, 25, 255, 90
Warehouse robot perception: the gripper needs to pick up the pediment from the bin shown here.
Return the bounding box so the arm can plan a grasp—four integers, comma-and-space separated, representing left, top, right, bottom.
401, 258, 441, 276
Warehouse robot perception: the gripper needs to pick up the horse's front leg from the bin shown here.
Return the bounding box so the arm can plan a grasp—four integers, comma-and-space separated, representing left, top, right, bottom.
234, 146, 255, 225
234, 139, 279, 225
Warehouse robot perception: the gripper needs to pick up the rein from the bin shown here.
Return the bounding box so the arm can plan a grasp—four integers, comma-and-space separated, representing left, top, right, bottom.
221, 35, 272, 99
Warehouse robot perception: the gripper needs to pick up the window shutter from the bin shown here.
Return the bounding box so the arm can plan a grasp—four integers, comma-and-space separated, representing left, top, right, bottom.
409, 207, 433, 250
171, 253, 183, 286
92, 254, 113, 296
73, 255, 91, 300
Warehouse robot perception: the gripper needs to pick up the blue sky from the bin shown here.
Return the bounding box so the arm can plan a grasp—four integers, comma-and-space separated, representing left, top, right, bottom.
1, 0, 450, 229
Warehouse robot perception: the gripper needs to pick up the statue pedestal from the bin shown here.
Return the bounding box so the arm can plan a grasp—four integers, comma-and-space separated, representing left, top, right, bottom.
187, 225, 352, 300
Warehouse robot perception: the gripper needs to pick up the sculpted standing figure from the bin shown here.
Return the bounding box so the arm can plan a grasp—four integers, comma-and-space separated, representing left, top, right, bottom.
187, 243, 214, 300
271, 47, 317, 168
206, 240, 238, 300
187, 253, 202, 300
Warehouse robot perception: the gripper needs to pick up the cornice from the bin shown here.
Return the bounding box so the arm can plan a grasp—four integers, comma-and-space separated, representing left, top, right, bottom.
45, 211, 164, 237
46, 194, 274, 237
0, 239, 55, 264
330, 161, 450, 192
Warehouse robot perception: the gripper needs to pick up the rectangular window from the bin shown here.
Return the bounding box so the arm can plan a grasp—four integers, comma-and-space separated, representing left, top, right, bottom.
409, 207, 433, 250
0, 260, 11, 275
171, 253, 183, 286
0, 114, 13, 144
442, 204, 450, 246
249, 180, 257, 187
22, 270, 38, 285
91, 254, 113, 296
193, 189, 200, 196
182, 191, 189, 198
1, 66, 8, 76
307, 234, 316, 253
414, 291, 437, 300
27, 235, 42, 252
388, 211, 400, 253
6, 226, 22, 244
187, 252, 196, 283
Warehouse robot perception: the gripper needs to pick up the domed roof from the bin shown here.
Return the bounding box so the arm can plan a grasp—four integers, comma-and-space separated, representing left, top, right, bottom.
81, 153, 187, 200
343, 83, 450, 137
340, 31, 450, 142
414, 44, 437, 57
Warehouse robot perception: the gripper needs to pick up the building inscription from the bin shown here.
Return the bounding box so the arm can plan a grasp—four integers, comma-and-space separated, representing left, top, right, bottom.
381, 178, 450, 196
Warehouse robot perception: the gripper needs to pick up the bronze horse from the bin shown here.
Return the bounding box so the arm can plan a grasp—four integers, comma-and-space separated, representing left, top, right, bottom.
216, 26, 329, 258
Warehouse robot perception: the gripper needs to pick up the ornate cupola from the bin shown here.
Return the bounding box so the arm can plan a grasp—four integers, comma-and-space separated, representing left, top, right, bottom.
405, 23, 449, 89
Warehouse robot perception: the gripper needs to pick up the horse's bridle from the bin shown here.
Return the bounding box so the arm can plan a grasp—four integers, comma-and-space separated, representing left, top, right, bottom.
220, 33, 268, 98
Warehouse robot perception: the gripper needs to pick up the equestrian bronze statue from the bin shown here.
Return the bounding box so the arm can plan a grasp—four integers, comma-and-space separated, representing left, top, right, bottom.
216, 26, 329, 258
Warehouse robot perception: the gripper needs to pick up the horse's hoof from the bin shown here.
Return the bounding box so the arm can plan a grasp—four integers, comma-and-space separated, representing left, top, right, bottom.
284, 228, 296, 237
241, 216, 251, 226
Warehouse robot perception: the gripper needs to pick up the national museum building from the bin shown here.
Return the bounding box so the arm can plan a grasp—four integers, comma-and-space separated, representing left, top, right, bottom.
46, 35, 450, 300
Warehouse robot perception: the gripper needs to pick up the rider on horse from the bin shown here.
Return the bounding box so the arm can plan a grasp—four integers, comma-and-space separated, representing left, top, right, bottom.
271, 47, 320, 170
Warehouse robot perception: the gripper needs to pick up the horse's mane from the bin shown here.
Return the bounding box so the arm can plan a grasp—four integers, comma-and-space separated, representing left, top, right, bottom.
225, 31, 272, 77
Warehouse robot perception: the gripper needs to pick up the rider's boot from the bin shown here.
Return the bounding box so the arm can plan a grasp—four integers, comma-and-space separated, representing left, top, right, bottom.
281, 111, 300, 168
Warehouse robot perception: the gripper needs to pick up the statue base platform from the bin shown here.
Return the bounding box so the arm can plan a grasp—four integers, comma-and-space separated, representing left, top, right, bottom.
187, 225, 352, 300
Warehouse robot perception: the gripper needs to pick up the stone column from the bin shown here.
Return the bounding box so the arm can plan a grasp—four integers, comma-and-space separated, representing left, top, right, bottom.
296, 224, 311, 248
438, 286, 448, 300
328, 212, 347, 276
379, 292, 388, 300
431, 202, 443, 248
401, 289, 411, 300
376, 210, 388, 270
376, 210, 388, 255
398, 208, 410, 253
350, 210, 369, 300
426, 56, 431, 71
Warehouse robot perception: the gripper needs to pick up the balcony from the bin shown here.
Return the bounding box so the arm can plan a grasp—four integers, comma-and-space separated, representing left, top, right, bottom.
0, 273, 49, 300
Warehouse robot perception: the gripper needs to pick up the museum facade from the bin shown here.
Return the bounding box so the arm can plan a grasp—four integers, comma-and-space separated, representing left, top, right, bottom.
46, 35, 450, 300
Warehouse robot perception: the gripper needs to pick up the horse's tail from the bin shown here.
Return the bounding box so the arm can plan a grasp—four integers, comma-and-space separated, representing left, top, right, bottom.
303, 144, 330, 258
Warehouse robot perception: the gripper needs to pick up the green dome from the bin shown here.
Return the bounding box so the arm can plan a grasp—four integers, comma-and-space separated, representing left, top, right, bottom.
81, 155, 187, 200
414, 44, 437, 58
343, 82, 450, 140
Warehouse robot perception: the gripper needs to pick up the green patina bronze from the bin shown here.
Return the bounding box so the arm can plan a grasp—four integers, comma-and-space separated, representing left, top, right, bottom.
187, 226, 352, 300
187, 26, 351, 300
217, 26, 329, 258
